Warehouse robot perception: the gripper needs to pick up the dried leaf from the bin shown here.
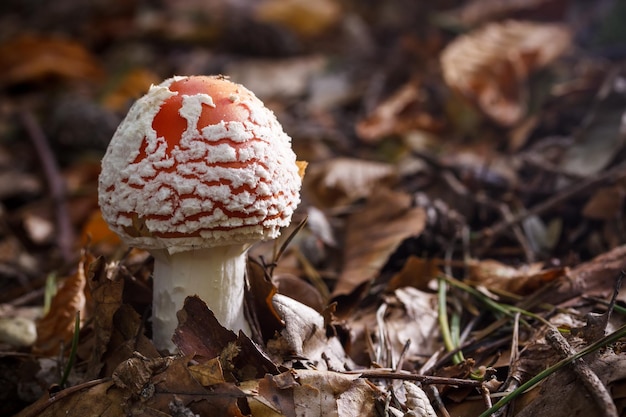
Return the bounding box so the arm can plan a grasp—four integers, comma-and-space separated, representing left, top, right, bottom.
14, 380, 125, 417
440, 20, 571, 125
557, 70, 626, 177
583, 184, 626, 220
188, 357, 226, 387
467, 259, 564, 295
387, 256, 440, 291
270, 294, 351, 371
440, 0, 567, 27
102, 68, 160, 112
349, 287, 440, 368
334, 188, 426, 297
34, 252, 93, 356
0, 34, 104, 87
403, 381, 437, 417
240, 373, 297, 417
304, 158, 396, 208
174, 296, 281, 381
292, 370, 379, 417
112, 353, 173, 398
80, 210, 122, 251
227, 56, 326, 100
356, 80, 445, 142
85, 256, 124, 379
255, 0, 341, 37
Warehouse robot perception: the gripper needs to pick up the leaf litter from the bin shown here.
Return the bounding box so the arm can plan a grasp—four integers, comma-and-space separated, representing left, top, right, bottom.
1, 0, 626, 416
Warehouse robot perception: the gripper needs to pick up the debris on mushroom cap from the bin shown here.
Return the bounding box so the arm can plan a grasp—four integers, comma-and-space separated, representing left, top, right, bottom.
98, 75, 302, 254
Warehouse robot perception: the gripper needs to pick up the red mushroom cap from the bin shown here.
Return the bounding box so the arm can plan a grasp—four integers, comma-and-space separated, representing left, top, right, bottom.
98, 75, 302, 253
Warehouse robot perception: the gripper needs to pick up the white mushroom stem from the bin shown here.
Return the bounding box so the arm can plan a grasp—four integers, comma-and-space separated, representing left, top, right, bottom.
150, 244, 252, 352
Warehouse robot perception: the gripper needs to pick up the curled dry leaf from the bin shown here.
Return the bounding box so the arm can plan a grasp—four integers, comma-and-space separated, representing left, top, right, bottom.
33, 252, 93, 356
440, 20, 572, 126
467, 258, 565, 295
270, 293, 351, 371
403, 381, 437, 417
333, 188, 426, 297
304, 157, 396, 209
174, 296, 281, 381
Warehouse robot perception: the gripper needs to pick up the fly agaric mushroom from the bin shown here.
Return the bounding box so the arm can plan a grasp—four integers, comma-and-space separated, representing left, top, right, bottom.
98, 75, 303, 352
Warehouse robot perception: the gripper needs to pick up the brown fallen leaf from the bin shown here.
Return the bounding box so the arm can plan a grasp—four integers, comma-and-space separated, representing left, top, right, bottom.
292, 370, 380, 417
269, 293, 351, 371
34, 252, 93, 356
467, 258, 565, 295
0, 34, 104, 87
356, 80, 446, 142
254, 0, 342, 37
240, 373, 298, 417
14, 379, 125, 417
188, 357, 226, 387
387, 255, 440, 291
101, 67, 160, 112
333, 188, 426, 297
582, 184, 625, 220
174, 296, 281, 381
440, 20, 571, 126
84, 256, 124, 379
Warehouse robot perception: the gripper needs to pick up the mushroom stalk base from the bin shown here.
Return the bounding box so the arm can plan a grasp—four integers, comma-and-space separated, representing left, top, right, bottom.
150, 244, 251, 352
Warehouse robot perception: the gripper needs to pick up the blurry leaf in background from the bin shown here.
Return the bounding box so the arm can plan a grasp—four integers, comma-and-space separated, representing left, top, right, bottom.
0, 34, 104, 87
80, 209, 121, 252
34, 252, 93, 356
440, 20, 571, 126
304, 158, 396, 209
226, 56, 326, 100
556, 70, 626, 178
582, 184, 626, 221
102, 68, 161, 112
255, 0, 341, 37
437, 0, 569, 28
333, 188, 426, 297
467, 258, 564, 295
356, 80, 446, 142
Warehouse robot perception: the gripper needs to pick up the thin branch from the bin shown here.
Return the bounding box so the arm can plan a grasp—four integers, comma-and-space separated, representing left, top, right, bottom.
20, 109, 75, 264
348, 369, 483, 387
545, 328, 618, 417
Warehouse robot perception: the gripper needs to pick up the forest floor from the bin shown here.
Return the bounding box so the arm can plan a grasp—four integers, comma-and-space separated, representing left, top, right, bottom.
1, 0, 626, 416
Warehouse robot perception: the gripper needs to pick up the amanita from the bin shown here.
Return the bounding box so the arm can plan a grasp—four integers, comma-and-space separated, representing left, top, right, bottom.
98, 75, 302, 352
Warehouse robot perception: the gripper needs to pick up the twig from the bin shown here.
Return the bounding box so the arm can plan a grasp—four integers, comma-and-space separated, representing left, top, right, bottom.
545, 328, 618, 417
21, 378, 112, 417
349, 369, 483, 387
19, 109, 75, 264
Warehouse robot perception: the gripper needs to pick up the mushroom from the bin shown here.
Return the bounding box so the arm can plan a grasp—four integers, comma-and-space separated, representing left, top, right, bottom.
98, 75, 303, 352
